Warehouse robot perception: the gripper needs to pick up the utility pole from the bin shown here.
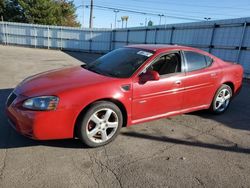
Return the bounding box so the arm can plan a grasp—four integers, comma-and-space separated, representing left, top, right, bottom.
114, 10, 119, 28
145, 17, 148, 27
89, 0, 93, 28
158, 14, 164, 25
82, 0, 84, 27
117, 20, 121, 28
164, 16, 167, 29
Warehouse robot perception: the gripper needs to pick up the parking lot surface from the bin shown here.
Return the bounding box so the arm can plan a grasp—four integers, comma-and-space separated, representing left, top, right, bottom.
0, 45, 250, 188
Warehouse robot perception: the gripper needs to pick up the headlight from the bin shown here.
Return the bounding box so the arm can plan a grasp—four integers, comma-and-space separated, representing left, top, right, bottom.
23, 96, 59, 111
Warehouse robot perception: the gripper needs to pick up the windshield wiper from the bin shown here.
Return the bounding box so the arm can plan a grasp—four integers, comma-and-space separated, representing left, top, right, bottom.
82, 65, 118, 77
87, 67, 104, 75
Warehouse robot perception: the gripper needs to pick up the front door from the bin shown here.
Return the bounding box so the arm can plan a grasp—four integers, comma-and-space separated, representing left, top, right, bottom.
132, 52, 185, 122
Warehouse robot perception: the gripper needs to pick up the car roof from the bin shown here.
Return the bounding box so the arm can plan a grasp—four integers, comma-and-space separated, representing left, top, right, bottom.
127, 44, 203, 53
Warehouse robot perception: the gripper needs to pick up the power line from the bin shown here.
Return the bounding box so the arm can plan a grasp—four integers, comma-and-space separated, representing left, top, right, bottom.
77, 0, 249, 28
95, 0, 245, 18
129, 0, 250, 11
90, 4, 203, 21
95, 2, 220, 20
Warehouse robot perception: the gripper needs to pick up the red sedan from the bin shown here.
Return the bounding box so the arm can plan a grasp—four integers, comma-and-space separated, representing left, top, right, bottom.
6, 45, 243, 147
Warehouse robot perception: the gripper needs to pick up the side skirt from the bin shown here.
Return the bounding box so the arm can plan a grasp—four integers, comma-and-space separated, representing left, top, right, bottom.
130, 104, 210, 125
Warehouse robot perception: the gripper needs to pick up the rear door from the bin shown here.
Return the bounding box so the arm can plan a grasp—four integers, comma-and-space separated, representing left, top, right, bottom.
181, 51, 222, 110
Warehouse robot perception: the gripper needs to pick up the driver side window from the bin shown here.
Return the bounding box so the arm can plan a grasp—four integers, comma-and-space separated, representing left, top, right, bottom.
150, 53, 181, 76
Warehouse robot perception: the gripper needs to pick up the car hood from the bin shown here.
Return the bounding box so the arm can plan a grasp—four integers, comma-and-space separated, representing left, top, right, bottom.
15, 66, 115, 96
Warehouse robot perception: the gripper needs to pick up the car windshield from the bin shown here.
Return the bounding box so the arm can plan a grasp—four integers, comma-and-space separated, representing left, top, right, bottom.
84, 48, 154, 78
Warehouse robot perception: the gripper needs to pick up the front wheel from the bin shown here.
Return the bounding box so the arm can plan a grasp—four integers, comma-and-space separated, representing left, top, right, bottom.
77, 101, 123, 147
210, 84, 232, 114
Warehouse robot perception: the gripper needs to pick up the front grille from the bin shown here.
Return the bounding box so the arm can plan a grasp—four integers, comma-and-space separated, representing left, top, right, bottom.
6, 92, 17, 107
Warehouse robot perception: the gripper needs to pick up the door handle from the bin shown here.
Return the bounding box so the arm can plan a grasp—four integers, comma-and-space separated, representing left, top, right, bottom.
175, 80, 181, 85
210, 73, 217, 77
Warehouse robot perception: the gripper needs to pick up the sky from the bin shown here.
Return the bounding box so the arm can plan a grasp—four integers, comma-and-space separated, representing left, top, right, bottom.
73, 0, 250, 28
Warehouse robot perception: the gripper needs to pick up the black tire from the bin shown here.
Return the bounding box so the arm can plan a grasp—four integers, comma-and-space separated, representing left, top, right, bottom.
210, 84, 233, 114
77, 101, 123, 148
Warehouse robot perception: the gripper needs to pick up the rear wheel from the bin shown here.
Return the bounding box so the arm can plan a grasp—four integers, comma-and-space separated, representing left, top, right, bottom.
77, 101, 123, 147
210, 84, 232, 114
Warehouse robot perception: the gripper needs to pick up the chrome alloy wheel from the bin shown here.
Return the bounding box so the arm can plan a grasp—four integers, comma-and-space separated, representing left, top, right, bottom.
215, 88, 231, 112
86, 108, 119, 143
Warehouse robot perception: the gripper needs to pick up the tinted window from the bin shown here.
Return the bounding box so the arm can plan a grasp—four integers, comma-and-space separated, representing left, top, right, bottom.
86, 48, 153, 78
150, 53, 181, 75
184, 51, 208, 72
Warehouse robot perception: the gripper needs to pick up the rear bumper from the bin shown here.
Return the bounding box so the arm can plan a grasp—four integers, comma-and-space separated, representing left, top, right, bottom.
233, 84, 242, 98
233, 79, 243, 99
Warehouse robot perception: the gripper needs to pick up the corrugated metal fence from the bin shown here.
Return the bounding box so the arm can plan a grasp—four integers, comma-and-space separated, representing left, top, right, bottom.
1, 17, 250, 76
0, 22, 112, 52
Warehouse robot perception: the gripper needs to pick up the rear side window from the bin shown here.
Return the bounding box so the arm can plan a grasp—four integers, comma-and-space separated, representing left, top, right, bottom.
184, 51, 212, 72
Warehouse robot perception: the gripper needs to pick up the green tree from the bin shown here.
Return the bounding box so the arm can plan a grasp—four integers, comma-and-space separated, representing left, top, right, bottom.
1, 0, 80, 27
1, 0, 26, 22
55, 0, 80, 27
0, 0, 4, 18
18, 0, 59, 25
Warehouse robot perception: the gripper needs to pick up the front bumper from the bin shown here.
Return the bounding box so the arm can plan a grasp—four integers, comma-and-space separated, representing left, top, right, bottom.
5, 92, 77, 140
6, 108, 36, 139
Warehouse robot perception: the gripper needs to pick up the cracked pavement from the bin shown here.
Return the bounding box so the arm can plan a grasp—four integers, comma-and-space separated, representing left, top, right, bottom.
0, 45, 250, 188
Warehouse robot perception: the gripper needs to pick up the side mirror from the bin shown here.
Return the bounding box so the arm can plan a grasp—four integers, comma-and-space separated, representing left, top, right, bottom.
139, 70, 160, 84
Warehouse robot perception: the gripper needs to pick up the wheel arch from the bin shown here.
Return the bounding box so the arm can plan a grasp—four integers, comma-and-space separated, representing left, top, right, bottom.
222, 81, 235, 94
73, 98, 128, 138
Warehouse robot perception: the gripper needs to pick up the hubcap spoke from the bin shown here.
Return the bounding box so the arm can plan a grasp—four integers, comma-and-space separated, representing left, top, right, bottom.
224, 94, 230, 100
216, 102, 223, 109
107, 121, 118, 128
88, 127, 99, 137
101, 130, 108, 141
220, 90, 225, 97
216, 97, 224, 103
104, 109, 113, 121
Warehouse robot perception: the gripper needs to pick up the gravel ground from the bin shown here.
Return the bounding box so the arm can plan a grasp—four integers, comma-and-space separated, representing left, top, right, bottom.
0, 45, 250, 188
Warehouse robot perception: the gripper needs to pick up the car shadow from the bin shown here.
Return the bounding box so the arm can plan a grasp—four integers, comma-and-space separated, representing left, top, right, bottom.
121, 131, 250, 154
